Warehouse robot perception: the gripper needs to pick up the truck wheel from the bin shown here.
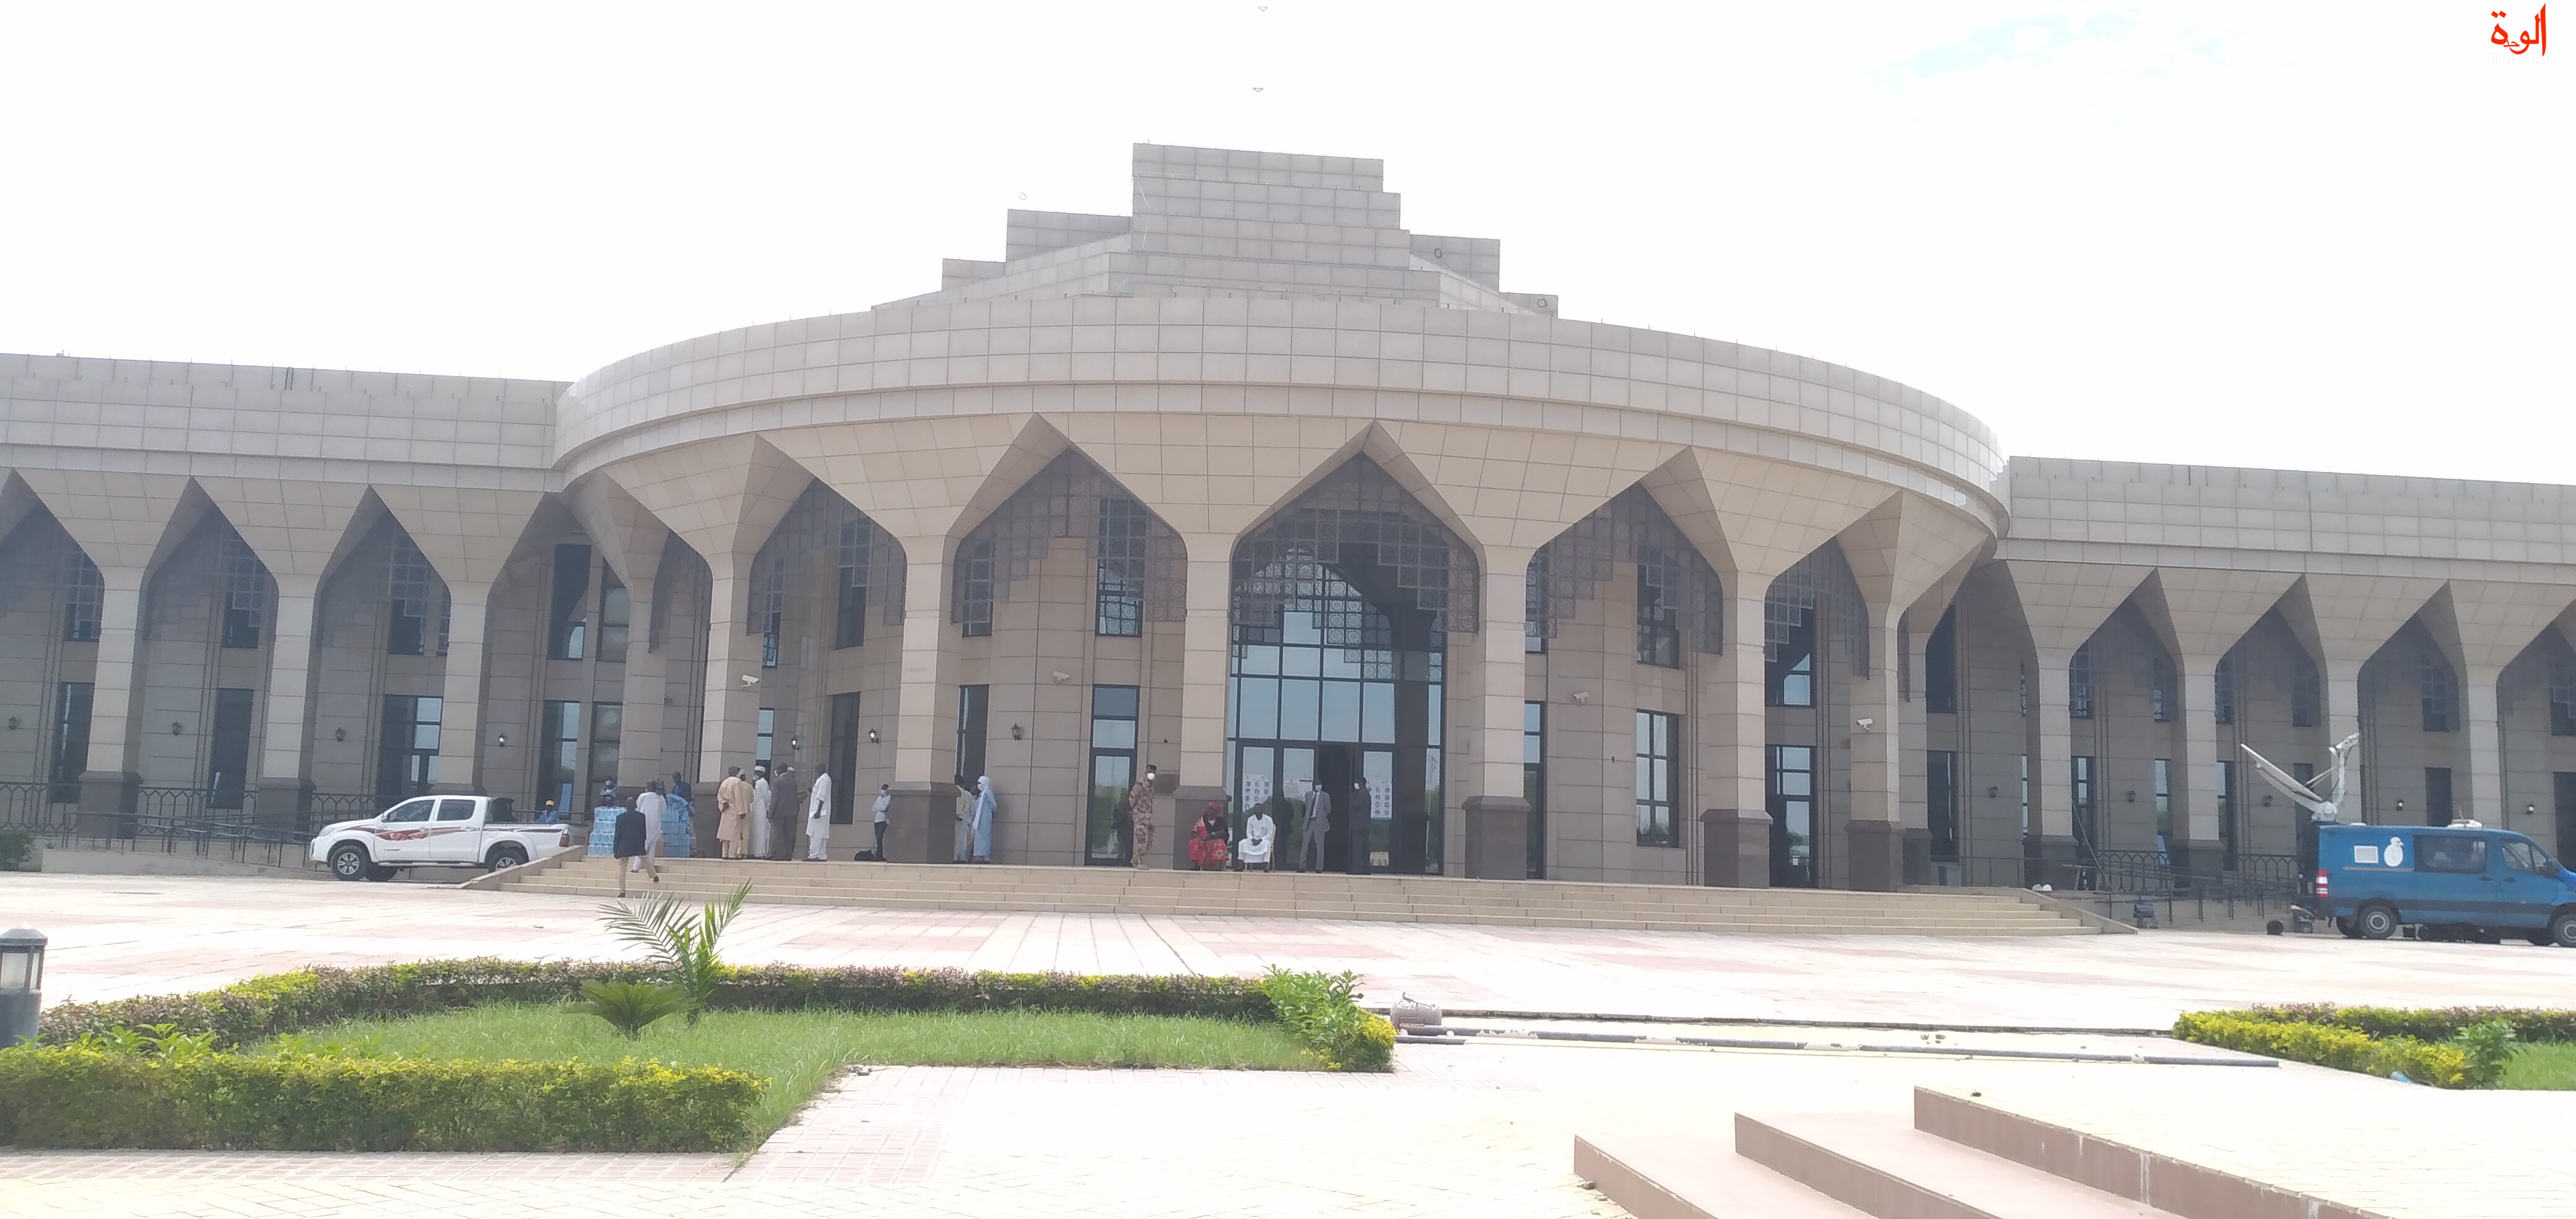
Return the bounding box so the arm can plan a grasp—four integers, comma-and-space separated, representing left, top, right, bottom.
2551, 910, 2576, 948
486, 842, 529, 872
2336, 916, 2361, 939
2354, 902, 2398, 940
364, 864, 398, 882
328, 843, 371, 881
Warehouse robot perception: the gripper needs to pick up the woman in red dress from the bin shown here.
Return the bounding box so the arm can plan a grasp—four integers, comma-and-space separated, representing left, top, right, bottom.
1186, 802, 1232, 870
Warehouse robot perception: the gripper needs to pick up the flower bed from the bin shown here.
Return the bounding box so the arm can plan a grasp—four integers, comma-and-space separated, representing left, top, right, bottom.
2172, 1005, 2570, 1089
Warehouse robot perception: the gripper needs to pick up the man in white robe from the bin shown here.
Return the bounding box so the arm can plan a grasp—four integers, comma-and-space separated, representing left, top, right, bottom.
804, 766, 835, 861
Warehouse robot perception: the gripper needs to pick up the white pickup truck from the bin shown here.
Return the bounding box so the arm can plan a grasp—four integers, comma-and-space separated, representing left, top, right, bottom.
309, 795, 574, 881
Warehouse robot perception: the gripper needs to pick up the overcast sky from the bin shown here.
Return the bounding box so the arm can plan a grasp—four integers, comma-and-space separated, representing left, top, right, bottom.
2, 2, 2565, 483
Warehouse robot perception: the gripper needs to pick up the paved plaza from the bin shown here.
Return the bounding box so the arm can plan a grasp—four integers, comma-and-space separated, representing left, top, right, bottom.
11, 873, 2575, 1029
6, 874, 2576, 1218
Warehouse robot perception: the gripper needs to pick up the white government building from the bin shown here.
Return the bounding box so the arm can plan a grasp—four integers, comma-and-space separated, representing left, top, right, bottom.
6, 143, 2573, 892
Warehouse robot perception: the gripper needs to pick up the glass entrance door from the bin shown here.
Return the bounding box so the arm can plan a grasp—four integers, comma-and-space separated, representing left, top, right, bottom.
1227, 582, 1442, 873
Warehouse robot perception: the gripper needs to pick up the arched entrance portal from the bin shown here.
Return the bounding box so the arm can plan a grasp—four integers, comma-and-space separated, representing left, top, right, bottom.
1229, 457, 1474, 875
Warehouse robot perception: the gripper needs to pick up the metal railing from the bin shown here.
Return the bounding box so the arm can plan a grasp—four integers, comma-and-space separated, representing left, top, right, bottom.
0, 781, 80, 835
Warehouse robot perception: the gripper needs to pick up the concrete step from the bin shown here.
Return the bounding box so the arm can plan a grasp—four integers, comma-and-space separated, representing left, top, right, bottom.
1575, 1132, 1869, 1219
1908, 1087, 2343, 1219
1734, 1111, 2179, 1219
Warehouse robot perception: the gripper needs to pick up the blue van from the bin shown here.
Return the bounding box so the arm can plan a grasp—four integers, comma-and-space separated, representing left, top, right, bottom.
2316, 823, 2576, 945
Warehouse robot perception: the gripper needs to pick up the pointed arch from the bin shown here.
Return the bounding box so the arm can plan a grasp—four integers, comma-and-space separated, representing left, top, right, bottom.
949, 448, 1183, 634
1232, 454, 1479, 637
1527, 484, 1723, 656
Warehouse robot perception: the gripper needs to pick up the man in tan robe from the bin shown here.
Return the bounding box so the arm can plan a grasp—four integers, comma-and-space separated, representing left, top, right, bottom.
716, 766, 752, 860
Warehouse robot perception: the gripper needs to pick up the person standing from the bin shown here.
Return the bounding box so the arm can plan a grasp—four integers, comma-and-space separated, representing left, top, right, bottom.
716, 766, 751, 860
770, 762, 801, 860
965, 776, 997, 863
868, 784, 891, 860
749, 766, 774, 860
616, 789, 654, 891
804, 765, 834, 861
1298, 782, 1331, 873
1127, 771, 1157, 869
630, 780, 666, 887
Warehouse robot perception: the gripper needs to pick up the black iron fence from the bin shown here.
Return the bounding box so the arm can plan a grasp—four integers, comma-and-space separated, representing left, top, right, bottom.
0, 781, 79, 835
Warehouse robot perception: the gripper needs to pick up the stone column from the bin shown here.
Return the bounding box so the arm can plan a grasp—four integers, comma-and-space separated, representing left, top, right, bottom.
253, 574, 323, 831
2177, 656, 2226, 869
1844, 615, 1905, 892
77, 567, 147, 823
1699, 587, 1772, 886
882, 545, 957, 862
615, 580, 671, 793
2323, 657, 2365, 810
430, 582, 492, 795
2465, 665, 2505, 825
1461, 548, 1531, 879
696, 557, 764, 797
1168, 540, 1232, 864
2030, 645, 2081, 886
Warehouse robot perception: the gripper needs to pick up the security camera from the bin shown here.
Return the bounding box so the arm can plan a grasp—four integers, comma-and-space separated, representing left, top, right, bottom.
1855, 717, 1874, 729
740, 674, 761, 687
1050, 670, 1072, 684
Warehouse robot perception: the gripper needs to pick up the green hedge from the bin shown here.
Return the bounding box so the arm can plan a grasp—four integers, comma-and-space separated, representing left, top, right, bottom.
40, 959, 1277, 1051
1261, 968, 1396, 1072
2242, 1003, 2576, 1044
0, 1046, 759, 1151
2173, 1012, 2470, 1088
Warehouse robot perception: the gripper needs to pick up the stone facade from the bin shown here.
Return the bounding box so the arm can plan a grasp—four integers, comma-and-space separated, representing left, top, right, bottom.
7, 144, 2574, 889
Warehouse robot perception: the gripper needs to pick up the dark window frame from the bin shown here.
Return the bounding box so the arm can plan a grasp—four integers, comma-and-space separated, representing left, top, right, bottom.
1634, 709, 1680, 847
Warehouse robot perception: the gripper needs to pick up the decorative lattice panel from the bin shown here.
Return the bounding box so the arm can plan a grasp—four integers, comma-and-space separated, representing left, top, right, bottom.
219, 528, 268, 634
749, 481, 905, 634
951, 451, 1185, 632
1232, 455, 1477, 637
1765, 543, 1869, 676
1526, 486, 1723, 653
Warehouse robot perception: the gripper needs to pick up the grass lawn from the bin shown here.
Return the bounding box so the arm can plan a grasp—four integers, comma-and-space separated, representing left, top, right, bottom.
258, 1005, 1315, 1145
2500, 1042, 2576, 1090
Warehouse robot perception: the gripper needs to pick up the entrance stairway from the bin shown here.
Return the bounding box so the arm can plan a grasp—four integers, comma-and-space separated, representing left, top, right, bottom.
476, 857, 2104, 935
1577, 1085, 2334, 1219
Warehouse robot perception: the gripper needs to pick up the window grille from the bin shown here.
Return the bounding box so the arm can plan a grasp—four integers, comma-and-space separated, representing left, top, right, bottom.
1526, 486, 1720, 654
61, 540, 102, 643
1765, 543, 1868, 676
1232, 455, 1478, 637
2069, 644, 2095, 719
2213, 653, 2235, 725
2552, 659, 2576, 736
2150, 652, 2175, 722
218, 530, 268, 649
2290, 654, 2319, 727
953, 451, 1183, 634
387, 533, 444, 656
2419, 650, 2455, 733
749, 480, 906, 644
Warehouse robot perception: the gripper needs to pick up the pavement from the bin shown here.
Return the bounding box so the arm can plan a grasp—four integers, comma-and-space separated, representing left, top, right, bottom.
11, 873, 2575, 1029
4, 872, 2574, 1218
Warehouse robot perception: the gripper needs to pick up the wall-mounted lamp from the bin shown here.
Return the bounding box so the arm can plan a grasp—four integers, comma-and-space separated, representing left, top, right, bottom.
4, 718, 17, 732
333, 728, 346, 743
168, 722, 183, 736
2263, 794, 2273, 807
2395, 798, 2407, 815
789, 737, 801, 754
2125, 790, 2136, 803
2528, 803, 2539, 818
866, 728, 879, 745
495, 734, 509, 749
1010, 723, 1024, 741
1986, 786, 1998, 799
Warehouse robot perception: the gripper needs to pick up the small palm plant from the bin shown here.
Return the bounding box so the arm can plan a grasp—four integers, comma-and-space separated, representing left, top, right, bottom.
597, 880, 752, 1023
567, 979, 698, 1039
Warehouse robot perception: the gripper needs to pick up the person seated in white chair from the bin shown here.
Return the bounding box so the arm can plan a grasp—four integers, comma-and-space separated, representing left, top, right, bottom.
1238, 806, 1276, 872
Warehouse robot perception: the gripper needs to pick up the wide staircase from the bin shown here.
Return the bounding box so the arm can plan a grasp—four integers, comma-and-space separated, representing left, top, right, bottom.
476, 857, 2104, 935
1577, 1085, 2344, 1219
